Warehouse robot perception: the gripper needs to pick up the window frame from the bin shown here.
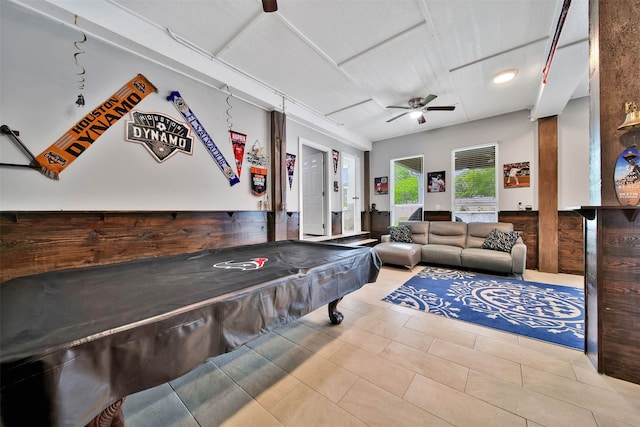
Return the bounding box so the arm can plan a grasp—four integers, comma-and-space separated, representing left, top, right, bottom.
389, 155, 424, 226
450, 142, 499, 223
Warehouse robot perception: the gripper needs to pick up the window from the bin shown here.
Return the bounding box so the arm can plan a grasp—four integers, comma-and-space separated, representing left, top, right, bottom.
390, 155, 423, 225
452, 143, 498, 222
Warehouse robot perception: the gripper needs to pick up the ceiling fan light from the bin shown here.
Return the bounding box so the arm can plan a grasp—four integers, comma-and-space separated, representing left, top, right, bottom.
409, 110, 423, 118
493, 69, 518, 84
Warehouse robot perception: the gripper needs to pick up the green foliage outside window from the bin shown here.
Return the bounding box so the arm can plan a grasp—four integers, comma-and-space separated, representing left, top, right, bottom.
455, 167, 496, 198
394, 163, 419, 204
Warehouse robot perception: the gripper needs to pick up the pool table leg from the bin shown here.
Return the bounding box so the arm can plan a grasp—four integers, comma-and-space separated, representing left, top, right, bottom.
86, 396, 126, 427
328, 297, 344, 324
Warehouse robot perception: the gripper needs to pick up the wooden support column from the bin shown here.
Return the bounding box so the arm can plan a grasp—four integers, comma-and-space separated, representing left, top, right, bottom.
583, 0, 640, 384
269, 111, 287, 241
538, 116, 559, 273
362, 151, 371, 231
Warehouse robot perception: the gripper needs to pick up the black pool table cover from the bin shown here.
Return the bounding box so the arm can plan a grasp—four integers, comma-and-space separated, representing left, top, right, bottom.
0, 240, 380, 426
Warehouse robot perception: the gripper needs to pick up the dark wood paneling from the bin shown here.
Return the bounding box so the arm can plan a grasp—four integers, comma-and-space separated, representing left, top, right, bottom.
558, 211, 585, 275
499, 211, 539, 270
423, 211, 452, 221
368, 210, 581, 275
584, 207, 640, 384
538, 116, 559, 273
269, 111, 288, 241
286, 212, 300, 240
369, 211, 390, 240
498, 210, 583, 274
0, 211, 268, 282
363, 151, 371, 232
598, 209, 640, 383
594, 0, 640, 206
331, 211, 342, 235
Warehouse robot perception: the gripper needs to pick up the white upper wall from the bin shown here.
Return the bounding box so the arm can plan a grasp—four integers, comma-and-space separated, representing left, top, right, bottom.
371, 96, 590, 213
0, 2, 259, 210
0, 2, 588, 214
558, 96, 591, 209
287, 120, 365, 213
0, 2, 353, 212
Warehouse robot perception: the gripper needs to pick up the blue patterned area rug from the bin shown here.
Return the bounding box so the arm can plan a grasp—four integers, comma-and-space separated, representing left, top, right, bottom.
383, 267, 584, 350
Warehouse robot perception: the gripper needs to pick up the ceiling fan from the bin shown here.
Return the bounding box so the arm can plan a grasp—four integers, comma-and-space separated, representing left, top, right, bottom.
262, 0, 278, 12
386, 94, 455, 124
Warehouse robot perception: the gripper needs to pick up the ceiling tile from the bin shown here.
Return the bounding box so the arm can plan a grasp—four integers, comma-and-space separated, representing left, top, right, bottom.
425, 0, 559, 70
112, 0, 261, 54
340, 24, 457, 110
218, 14, 370, 115
277, 0, 426, 64
449, 38, 548, 121
36, 0, 590, 146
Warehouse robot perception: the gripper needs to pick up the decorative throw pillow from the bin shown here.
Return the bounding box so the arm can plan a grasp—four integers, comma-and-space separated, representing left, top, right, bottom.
482, 229, 521, 253
388, 225, 413, 243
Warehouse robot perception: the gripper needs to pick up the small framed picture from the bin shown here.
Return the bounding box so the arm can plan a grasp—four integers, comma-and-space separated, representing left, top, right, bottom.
374, 176, 388, 195
503, 162, 530, 188
427, 171, 446, 193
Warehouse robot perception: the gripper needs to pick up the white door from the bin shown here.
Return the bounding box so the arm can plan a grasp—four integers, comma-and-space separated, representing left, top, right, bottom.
342, 153, 360, 234
303, 151, 325, 236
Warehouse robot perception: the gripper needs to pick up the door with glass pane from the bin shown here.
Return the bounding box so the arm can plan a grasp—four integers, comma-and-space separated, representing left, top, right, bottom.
390, 156, 424, 226
342, 153, 360, 234
303, 150, 325, 236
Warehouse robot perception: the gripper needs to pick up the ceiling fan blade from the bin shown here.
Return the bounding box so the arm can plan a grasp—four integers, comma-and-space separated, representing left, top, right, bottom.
417, 114, 426, 125
386, 112, 410, 123
423, 94, 438, 105
426, 106, 456, 111
262, 0, 278, 12
386, 105, 411, 110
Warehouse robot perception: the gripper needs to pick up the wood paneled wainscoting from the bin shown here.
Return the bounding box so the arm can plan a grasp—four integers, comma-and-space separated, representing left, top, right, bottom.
369, 210, 390, 240
580, 207, 640, 385
285, 211, 300, 240
498, 211, 539, 271
0, 211, 301, 283
331, 211, 342, 236
366, 210, 583, 275
498, 211, 584, 274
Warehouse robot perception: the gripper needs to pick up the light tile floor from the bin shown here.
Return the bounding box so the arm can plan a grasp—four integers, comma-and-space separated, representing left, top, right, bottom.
122, 266, 640, 427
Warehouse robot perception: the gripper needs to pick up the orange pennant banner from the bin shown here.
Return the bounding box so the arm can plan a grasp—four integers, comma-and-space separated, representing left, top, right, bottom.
33, 73, 157, 180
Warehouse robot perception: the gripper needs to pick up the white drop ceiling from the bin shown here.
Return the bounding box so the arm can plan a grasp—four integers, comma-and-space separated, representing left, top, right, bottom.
15, 0, 589, 151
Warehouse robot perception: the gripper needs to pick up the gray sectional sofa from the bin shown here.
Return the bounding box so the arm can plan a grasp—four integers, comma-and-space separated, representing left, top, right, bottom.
374, 221, 527, 278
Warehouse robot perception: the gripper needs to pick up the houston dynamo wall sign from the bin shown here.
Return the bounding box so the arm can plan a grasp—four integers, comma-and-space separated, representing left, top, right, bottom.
125, 110, 194, 162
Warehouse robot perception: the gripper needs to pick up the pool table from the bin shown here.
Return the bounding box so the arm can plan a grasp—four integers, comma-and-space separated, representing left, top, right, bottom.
0, 240, 380, 426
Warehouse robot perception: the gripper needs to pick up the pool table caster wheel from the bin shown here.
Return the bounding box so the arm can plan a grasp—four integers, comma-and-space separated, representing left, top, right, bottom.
86, 396, 125, 427
328, 297, 344, 324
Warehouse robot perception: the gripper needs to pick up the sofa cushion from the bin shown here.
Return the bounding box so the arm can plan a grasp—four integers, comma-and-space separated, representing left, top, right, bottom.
466, 222, 513, 248
422, 244, 463, 267
461, 248, 513, 273
399, 221, 429, 245
374, 242, 422, 268
428, 221, 467, 248
388, 225, 413, 243
481, 228, 521, 253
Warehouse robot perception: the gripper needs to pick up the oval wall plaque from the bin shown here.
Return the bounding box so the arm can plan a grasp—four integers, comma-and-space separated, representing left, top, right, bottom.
614, 146, 640, 206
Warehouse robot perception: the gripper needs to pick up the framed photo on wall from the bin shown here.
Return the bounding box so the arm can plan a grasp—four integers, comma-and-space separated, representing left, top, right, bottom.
427, 171, 446, 193
503, 162, 530, 188
374, 176, 388, 195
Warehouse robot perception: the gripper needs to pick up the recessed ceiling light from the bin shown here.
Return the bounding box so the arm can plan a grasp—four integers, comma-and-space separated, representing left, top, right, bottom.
493, 69, 518, 84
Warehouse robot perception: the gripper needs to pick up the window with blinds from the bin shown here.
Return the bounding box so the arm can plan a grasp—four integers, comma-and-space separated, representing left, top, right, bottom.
451, 143, 498, 222
390, 155, 424, 226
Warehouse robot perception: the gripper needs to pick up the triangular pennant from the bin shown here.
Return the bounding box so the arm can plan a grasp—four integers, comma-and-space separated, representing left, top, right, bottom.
230, 130, 247, 177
